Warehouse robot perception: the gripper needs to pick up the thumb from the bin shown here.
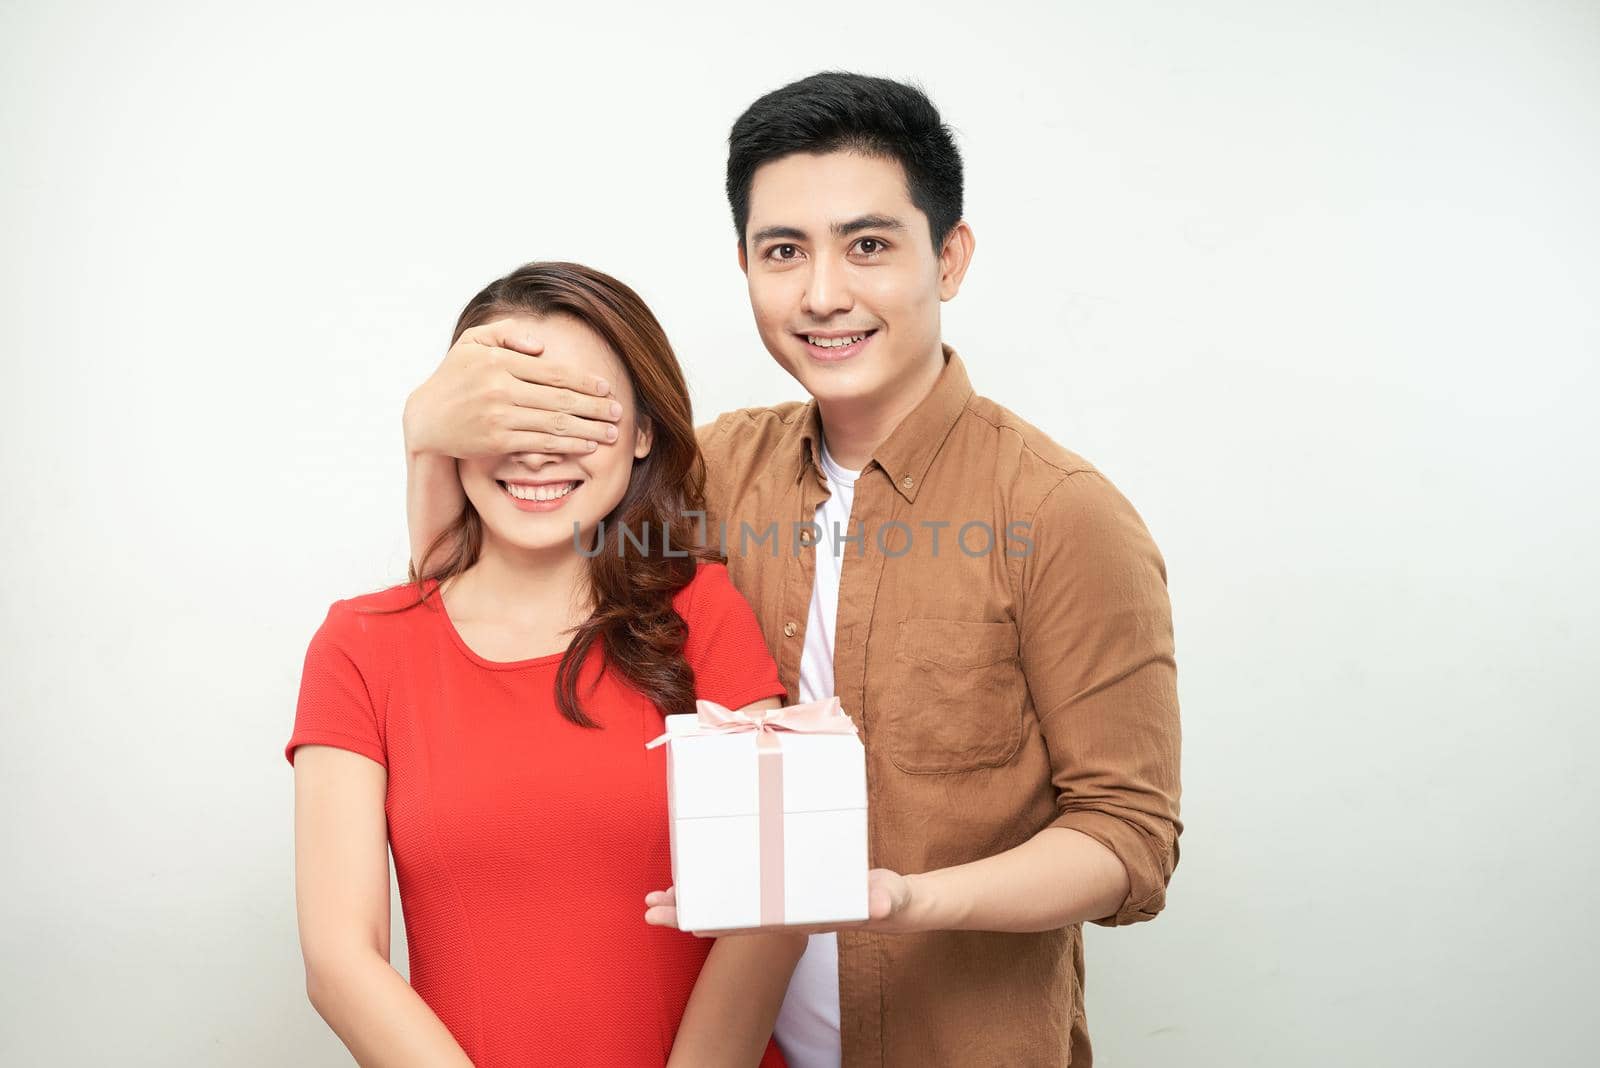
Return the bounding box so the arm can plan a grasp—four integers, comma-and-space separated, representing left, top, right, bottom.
476, 316, 546, 357
866, 869, 908, 920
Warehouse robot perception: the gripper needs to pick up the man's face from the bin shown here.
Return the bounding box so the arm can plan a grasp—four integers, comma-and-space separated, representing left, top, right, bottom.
739, 150, 970, 411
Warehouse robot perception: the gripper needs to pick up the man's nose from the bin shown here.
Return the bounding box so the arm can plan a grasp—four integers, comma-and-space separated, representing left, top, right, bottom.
801, 255, 853, 319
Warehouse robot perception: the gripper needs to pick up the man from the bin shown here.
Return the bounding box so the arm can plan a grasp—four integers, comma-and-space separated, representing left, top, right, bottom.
403, 72, 1181, 1067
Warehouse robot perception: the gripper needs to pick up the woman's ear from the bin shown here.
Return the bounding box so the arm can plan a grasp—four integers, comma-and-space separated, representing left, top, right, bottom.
633, 415, 653, 460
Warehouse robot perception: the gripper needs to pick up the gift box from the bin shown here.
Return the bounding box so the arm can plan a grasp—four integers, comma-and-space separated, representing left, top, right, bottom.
646, 697, 869, 933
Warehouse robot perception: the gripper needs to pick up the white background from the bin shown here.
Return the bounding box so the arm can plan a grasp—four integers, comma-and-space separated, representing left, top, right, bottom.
3, 1, 1596, 1064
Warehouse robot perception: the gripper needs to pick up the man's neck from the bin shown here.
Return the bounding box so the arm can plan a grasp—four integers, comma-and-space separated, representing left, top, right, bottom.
816, 343, 946, 471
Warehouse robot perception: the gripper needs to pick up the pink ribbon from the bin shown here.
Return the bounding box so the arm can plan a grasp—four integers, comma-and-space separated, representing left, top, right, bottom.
647, 697, 856, 925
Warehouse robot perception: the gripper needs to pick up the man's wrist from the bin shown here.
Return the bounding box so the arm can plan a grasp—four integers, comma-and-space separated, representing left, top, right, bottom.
401, 389, 437, 458
904, 869, 969, 932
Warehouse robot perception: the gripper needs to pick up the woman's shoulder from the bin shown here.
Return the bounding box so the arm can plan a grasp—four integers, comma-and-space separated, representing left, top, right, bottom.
670, 559, 738, 618
312, 581, 434, 647
673, 559, 783, 704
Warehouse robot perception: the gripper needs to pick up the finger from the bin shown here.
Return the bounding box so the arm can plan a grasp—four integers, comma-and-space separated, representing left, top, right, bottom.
498, 408, 617, 445
513, 380, 624, 424
500, 390, 622, 443
498, 349, 612, 397
461, 318, 546, 358
643, 905, 680, 928
494, 432, 600, 455
868, 883, 896, 921
748, 923, 823, 937
696, 921, 833, 938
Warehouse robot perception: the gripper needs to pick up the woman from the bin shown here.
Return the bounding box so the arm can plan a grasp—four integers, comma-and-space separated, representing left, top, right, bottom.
286, 262, 801, 1066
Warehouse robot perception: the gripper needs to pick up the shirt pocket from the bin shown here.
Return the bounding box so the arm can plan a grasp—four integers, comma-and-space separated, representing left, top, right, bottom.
883, 618, 1027, 774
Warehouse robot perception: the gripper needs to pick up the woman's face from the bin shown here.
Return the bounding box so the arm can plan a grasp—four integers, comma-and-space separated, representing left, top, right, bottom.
458, 313, 651, 557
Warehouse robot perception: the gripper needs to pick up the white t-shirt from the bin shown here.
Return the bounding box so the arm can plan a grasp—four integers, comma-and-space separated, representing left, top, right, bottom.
772, 438, 858, 1068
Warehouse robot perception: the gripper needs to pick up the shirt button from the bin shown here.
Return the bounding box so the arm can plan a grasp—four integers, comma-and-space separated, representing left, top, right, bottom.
783, 621, 798, 637
902, 476, 914, 489
798, 529, 813, 545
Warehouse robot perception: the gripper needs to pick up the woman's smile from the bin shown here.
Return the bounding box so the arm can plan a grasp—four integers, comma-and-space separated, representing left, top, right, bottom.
498, 478, 584, 512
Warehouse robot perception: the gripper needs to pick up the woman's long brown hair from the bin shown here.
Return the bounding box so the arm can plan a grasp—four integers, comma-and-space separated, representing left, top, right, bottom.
404, 261, 721, 727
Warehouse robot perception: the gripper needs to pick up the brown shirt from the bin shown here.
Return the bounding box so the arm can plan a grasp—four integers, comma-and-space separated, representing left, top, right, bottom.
696, 347, 1182, 1067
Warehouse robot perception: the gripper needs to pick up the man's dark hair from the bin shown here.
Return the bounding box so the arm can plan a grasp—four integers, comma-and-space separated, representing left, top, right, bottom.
726, 72, 964, 251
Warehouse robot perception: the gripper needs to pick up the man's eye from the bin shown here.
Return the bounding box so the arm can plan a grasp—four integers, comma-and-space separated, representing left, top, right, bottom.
855, 238, 886, 256
769, 244, 800, 260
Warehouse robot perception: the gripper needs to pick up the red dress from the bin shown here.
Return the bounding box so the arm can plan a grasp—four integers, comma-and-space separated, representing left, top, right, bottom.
287, 562, 790, 1067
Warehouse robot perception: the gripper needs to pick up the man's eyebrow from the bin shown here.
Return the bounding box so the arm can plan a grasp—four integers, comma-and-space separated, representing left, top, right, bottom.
749, 215, 908, 246
832, 214, 906, 237
750, 225, 808, 245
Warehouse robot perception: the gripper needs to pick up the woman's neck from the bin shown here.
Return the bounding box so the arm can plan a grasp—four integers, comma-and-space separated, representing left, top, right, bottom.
443, 537, 592, 634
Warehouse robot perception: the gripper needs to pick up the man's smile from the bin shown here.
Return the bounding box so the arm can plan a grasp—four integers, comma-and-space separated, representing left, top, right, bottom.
796, 328, 879, 362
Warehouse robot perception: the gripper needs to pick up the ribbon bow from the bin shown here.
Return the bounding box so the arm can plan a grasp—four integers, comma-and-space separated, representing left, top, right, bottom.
646, 696, 857, 749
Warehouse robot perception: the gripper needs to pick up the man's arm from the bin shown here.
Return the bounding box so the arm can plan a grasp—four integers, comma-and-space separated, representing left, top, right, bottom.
401, 317, 622, 573
864, 468, 1179, 933
403, 448, 465, 579
1011, 469, 1183, 927
646, 812, 1133, 937
886, 828, 1132, 934
646, 468, 1181, 937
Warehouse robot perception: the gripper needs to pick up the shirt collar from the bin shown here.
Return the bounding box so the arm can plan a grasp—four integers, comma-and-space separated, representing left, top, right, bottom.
793, 343, 973, 504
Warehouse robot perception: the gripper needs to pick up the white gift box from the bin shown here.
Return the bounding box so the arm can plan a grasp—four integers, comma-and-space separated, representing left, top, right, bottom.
651, 698, 870, 933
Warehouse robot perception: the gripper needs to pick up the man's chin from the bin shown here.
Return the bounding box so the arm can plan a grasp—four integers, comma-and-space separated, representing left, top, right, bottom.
795, 366, 889, 410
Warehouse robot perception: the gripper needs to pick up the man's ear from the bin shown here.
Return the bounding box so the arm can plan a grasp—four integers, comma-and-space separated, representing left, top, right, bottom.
937, 221, 976, 301
736, 240, 748, 275
634, 415, 654, 460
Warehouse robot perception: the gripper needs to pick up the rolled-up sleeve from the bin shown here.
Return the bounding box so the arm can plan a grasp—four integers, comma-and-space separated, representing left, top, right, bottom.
1018, 469, 1182, 927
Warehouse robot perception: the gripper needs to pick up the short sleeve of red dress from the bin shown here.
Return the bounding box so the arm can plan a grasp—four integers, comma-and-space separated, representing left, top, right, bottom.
679, 560, 787, 709
285, 600, 387, 768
